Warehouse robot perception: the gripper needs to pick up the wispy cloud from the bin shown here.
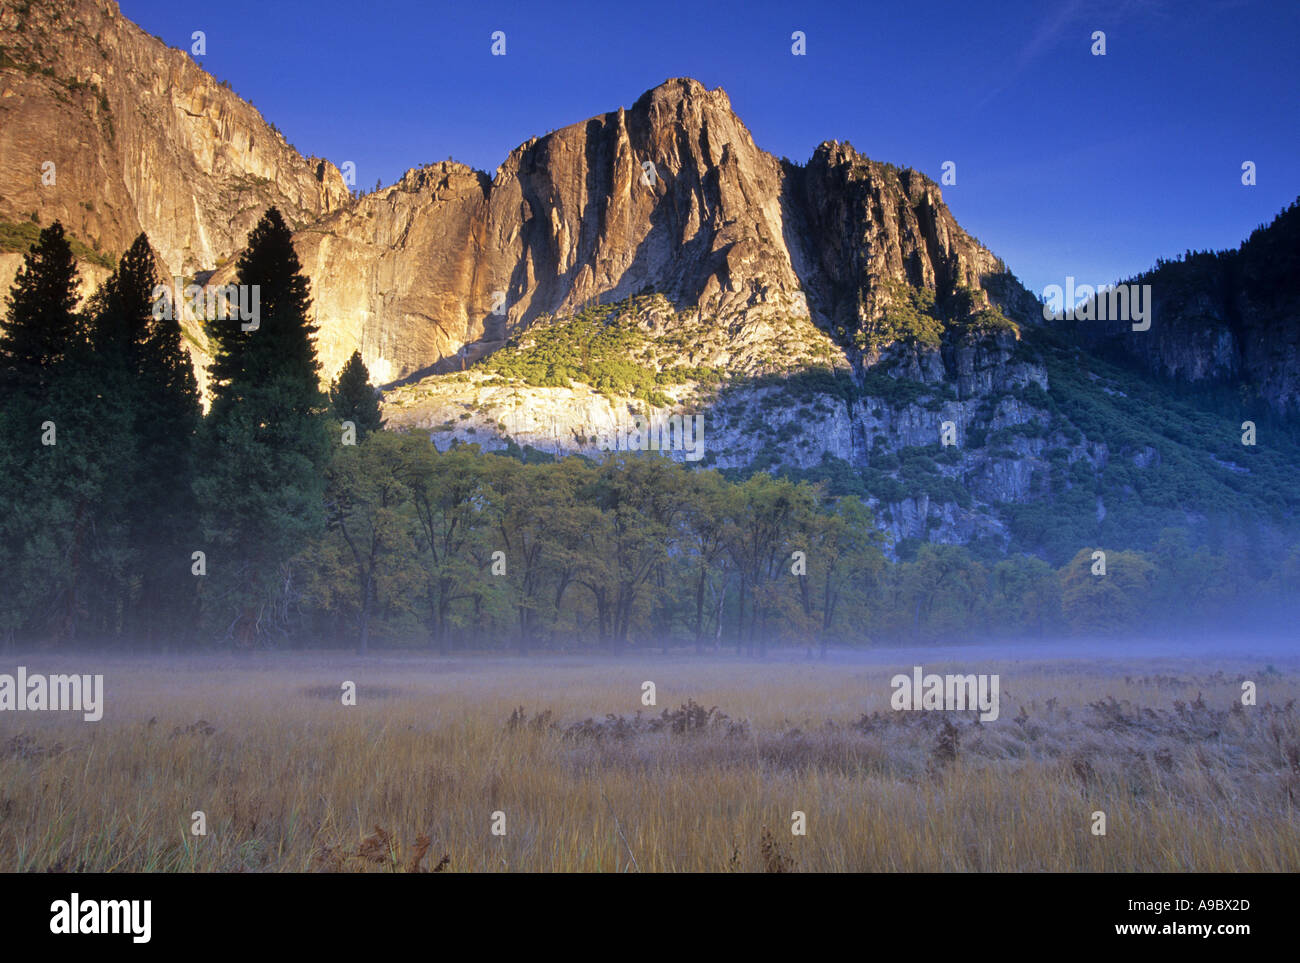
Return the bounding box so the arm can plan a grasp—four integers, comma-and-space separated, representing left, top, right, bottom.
976, 0, 1087, 110
971, 0, 1193, 111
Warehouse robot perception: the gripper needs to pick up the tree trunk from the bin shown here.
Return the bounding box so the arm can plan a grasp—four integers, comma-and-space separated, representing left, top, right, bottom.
694, 565, 707, 654
735, 577, 746, 655
358, 575, 371, 655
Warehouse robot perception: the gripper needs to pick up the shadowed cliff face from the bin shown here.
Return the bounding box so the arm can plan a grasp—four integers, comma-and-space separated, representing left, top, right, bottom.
0, 0, 349, 284
785, 143, 1005, 337
1067, 200, 1300, 417
261, 78, 1031, 388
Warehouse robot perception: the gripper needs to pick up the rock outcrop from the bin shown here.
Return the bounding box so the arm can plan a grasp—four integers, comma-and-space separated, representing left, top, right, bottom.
230, 77, 1034, 387
0, 0, 349, 286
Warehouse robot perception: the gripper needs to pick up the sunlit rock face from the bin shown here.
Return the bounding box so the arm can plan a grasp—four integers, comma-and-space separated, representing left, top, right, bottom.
0, 0, 348, 302
264, 77, 1028, 389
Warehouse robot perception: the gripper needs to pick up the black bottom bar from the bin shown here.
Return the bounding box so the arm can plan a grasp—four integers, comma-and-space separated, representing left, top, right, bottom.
1, 872, 1280, 951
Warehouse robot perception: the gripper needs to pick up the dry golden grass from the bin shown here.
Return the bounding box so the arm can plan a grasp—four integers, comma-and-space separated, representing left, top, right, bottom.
1, 652, 1297, 872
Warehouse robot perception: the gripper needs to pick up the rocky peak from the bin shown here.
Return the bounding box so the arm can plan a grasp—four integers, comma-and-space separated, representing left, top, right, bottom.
268, 75, 1038, 388
0, 19, 1036, 399
397, 161, 488, 196
791, 140, 1007, 335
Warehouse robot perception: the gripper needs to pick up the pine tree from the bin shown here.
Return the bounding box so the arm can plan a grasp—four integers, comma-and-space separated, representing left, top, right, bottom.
0, 222, 82, 399
195, 208, 331, 647
135, 260, 203, 638
87, 234, 202, 647
330, 350, 384, 441
0, 222, 94, 643
71, 244, 141, 643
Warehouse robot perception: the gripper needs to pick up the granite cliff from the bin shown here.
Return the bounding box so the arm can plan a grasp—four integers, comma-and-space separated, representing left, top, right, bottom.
247, 77, 1034, 387
0, 0, 349, 294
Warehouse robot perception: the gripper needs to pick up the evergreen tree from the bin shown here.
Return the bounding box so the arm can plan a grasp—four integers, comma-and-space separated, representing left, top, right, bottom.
0, 222, 96, 643
0, 222, 83, 400
330, 349, 384, 440
195, 208, 331, 646
87, 234, 202, 646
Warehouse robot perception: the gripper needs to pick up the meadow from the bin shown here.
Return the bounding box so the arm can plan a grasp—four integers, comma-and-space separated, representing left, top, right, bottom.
2, 644, 1297, 872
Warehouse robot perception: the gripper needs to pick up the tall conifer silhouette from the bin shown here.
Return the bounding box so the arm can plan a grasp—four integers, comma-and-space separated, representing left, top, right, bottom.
196, 208, 330, 646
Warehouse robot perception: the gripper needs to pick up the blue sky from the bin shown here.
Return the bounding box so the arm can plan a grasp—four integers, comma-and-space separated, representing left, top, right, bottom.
121, 0, 1299, 296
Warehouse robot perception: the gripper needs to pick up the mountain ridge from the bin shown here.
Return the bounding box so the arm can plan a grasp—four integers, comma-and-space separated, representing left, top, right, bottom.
198, 75, 1033, 389
1066, 199, 1300, 417
4, 0, 1298, 563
